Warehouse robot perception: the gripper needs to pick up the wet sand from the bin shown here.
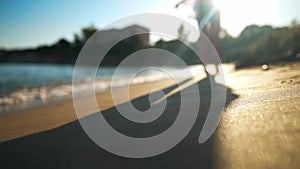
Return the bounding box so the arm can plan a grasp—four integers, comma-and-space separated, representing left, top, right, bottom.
0, 79, 180, 142
0, 62, 299, 169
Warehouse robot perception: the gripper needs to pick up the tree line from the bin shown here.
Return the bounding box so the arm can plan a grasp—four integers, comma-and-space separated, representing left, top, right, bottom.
0, 21, 299, 67
220, 20, 300, 67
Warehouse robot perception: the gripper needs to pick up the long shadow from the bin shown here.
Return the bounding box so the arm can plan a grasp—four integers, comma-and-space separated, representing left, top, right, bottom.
0, 76, 238, 169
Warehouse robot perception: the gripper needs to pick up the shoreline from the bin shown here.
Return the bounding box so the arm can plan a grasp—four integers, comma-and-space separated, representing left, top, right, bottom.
0, 64, 212, 114
0, 62, 295, 142
0, 78, 181, 142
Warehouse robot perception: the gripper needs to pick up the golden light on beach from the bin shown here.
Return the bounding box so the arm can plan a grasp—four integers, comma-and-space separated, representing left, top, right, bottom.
1, 0, 300, 168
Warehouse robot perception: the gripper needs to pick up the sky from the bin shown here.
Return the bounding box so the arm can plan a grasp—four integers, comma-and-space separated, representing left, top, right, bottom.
0, 0, 300, 49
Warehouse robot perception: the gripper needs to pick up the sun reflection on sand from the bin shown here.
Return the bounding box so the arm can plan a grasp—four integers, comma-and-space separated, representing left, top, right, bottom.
214, 63, 300, 168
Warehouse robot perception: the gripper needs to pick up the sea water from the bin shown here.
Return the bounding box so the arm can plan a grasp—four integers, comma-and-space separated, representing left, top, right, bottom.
0, 63, 207, 113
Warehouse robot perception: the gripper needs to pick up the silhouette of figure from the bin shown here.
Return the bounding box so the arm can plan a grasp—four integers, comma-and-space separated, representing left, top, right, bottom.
176, 0, 220, 75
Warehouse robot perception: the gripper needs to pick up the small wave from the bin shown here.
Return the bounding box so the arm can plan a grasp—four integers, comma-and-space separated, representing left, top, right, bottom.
0, 64, 237, 114
0, 65, 208, 114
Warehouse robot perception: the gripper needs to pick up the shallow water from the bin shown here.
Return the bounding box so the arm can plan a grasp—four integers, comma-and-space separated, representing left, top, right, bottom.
0, 63, 209, 113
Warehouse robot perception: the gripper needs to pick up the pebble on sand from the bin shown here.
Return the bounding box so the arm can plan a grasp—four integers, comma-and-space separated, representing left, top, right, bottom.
262, 64, 269, 71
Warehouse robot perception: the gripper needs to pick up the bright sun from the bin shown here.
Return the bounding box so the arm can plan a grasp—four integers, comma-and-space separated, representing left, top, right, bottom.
212, 0, 279, 36
158, 0, 280, 38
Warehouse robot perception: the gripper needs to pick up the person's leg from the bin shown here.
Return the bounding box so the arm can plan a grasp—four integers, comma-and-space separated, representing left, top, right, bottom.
215, 64, 219, 75
204, 65, 209, 75
210, 11, 221, 76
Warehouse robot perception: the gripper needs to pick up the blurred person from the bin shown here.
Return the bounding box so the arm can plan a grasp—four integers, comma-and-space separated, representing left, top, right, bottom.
176, 0, 220, 75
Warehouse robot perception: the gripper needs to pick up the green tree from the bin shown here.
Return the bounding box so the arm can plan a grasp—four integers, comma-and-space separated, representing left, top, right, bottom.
81, 24, 98, 42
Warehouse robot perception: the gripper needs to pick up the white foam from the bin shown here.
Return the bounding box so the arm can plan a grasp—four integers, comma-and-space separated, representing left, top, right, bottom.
0, 64, 236, 114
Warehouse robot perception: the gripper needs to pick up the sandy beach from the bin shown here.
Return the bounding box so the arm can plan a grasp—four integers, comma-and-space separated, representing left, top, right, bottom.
0, 62, 300, 169
0, 78, 180, 142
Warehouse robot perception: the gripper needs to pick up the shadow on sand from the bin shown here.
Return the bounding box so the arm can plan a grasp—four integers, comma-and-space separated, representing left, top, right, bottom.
0, 76, 238, 169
